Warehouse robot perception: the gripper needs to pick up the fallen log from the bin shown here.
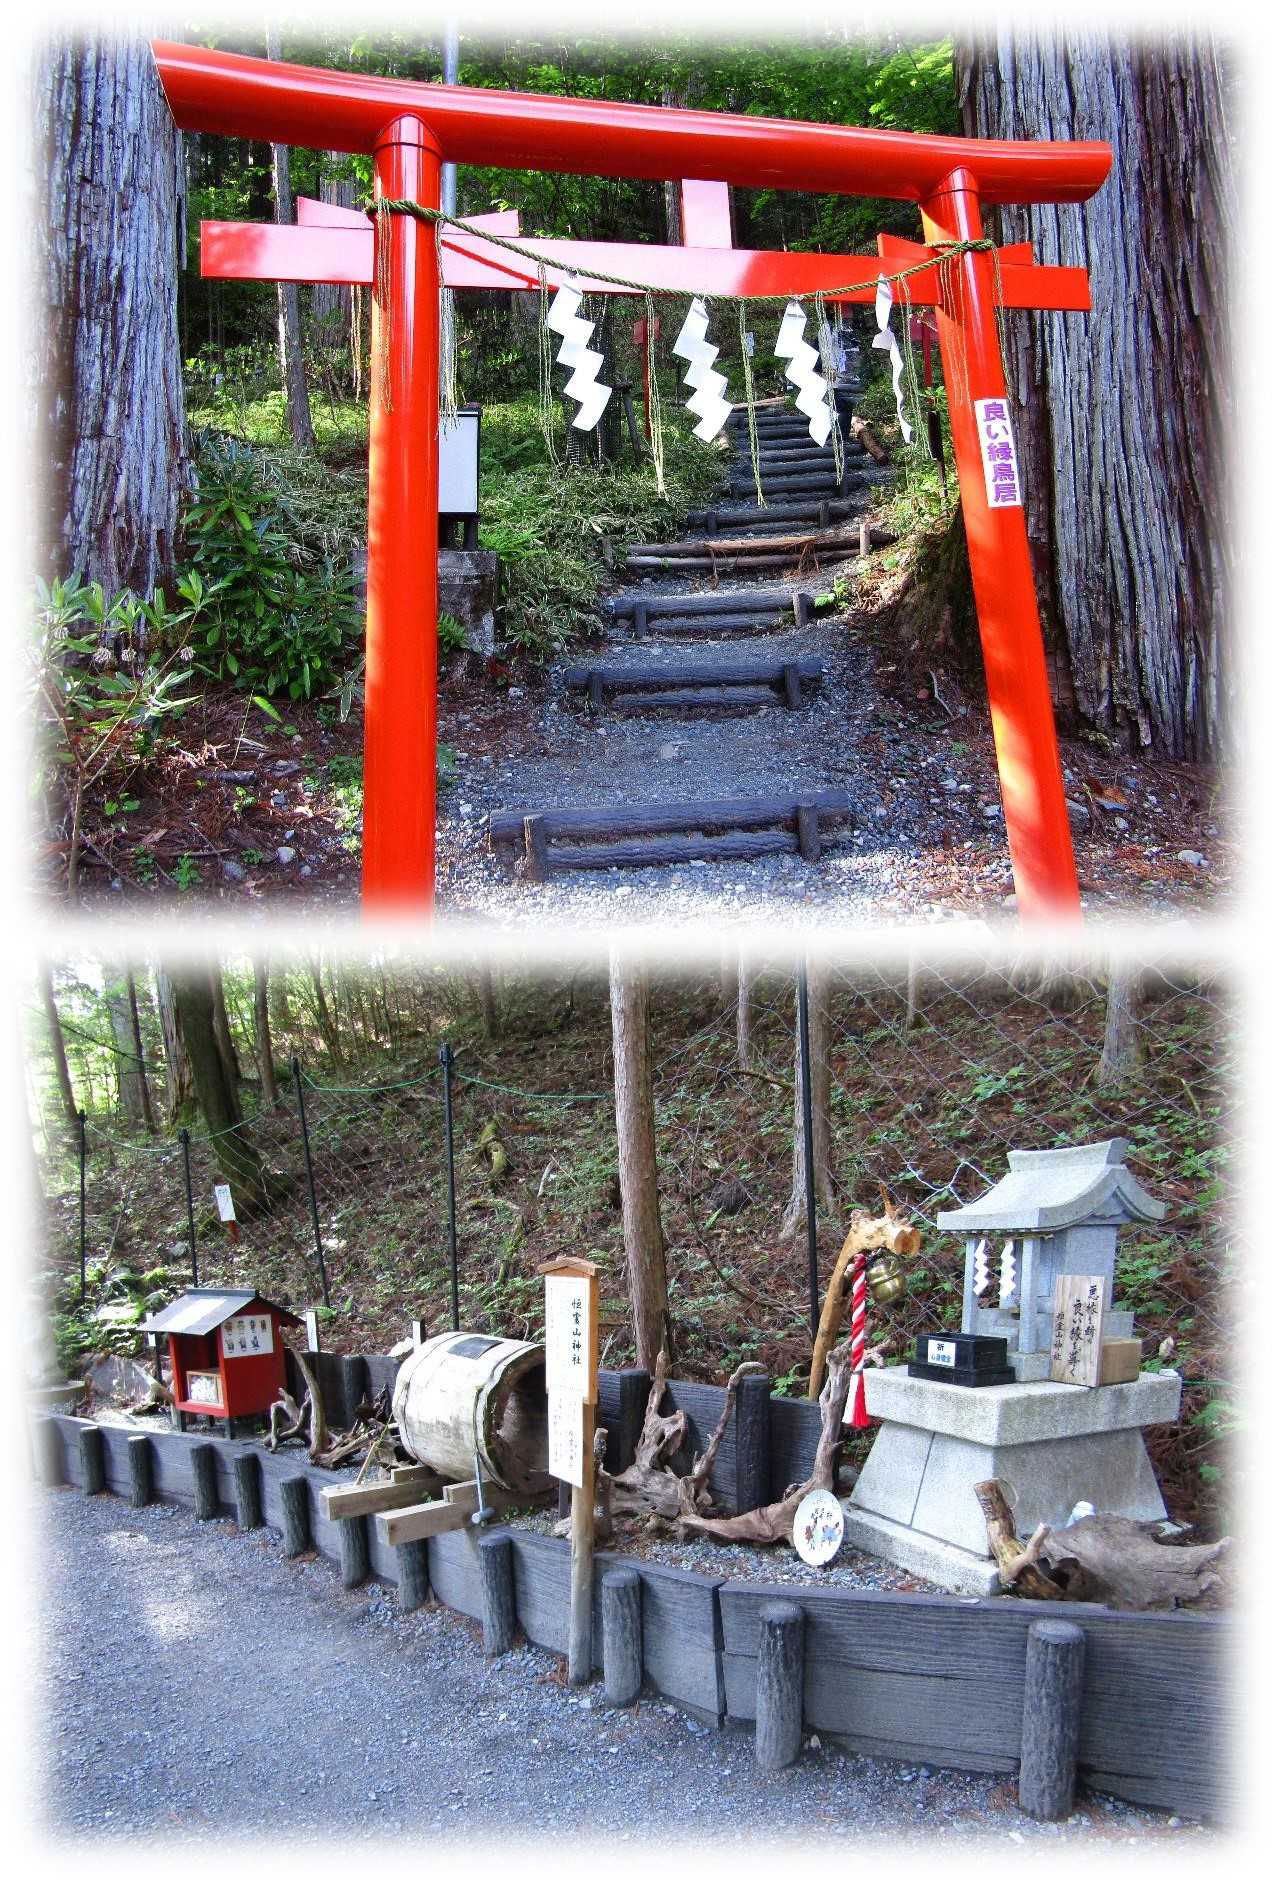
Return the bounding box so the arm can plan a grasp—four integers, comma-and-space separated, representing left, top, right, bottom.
851, 415, 889, 463
975, 1479, 1233, 1610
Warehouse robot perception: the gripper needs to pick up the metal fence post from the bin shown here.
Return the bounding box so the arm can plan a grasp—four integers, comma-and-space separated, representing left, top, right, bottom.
796, 960, 819, 1336
291, 1055, 331, 1308
439, 1042, 459, 1330
77, 1108, 87, 1302
179, 1127, 198, 1286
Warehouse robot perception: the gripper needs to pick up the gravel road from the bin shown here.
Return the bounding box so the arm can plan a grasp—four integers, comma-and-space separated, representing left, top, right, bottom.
36, 1489, 1208, 1849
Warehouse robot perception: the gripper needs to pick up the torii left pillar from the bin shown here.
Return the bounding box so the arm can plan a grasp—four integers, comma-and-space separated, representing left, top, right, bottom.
366, 115, 442, 909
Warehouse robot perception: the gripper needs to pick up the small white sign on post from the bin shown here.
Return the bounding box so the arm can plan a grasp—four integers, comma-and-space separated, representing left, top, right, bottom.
543, 1269, 598, 1405
974, 396, 1023, 509
547, 1389, 587, 1488
213, 1184, 236, 1223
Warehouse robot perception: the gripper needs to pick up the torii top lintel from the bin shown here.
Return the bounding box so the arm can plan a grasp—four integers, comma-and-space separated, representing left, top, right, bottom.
150, 41, 1110, 209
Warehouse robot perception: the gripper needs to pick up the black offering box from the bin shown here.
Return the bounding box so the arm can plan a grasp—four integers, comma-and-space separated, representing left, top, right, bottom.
907, 1332, 1015, 1387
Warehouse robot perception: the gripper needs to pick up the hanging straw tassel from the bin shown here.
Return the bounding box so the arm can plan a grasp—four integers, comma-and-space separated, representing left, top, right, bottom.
736, 304, 765, 508
373, 201, 395, 412
848, 1249, 871, 1429
643, 290, 665, 495
813, 291, 845, 486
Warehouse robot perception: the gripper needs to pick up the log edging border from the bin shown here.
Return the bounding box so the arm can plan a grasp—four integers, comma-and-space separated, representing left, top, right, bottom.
32, 1413, 1231, 1824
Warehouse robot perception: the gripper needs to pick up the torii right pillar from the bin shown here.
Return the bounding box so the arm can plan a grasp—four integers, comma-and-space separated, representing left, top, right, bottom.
920, 166, 1081, 921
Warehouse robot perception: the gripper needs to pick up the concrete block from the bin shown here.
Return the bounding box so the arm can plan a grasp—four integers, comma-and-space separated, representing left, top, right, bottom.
863, 1366, 1181, 1446
847, 1420, 933, 1527
841, 1506, 1002, 1597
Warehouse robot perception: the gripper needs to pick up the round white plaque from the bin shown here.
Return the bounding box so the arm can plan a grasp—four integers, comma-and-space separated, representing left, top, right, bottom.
792, 1488, 845, 1567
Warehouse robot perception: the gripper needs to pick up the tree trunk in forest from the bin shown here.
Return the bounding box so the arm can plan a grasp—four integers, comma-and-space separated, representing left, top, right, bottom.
1098, 962, 1145, 1088
312, 154, 356, 357
253, 960, 280, 1110
736, 957, 754, 1070
40, 967, 79, 1129
660, 87, 685, 246
154, 967, 194, 1124
32, 34, 189, 595
169, 969, 269, 1211
126, 971, 158, 1132
475, 965, 500, 1039
955, 33, 1234, 760
104, 965, 149, 1127
609, 950, 670, 1370
264, 30, 316, 451
210, 972, 241, 1092
308, 961, 341, 1064
781, 964, 834, 1240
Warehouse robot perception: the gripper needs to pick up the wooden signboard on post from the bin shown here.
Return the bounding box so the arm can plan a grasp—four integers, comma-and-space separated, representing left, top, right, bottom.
539, 1256, 599, 1685
1049, 1273, 1106, 1387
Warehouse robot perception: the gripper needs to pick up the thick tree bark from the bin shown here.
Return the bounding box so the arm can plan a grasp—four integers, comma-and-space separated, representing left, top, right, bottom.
955, 34, 1234, 760
253, 959, 280, 1110
210, 971, 241, 1091
609, 950, 670, 1371
40, 967, 79, 1128
736, 957, 754, 1070
154, 967, 194, 1124
264, 30, 315, 451
1098, 961, 1144, 1088
104, 965, 148, 1126
312, 154, 356, 355
126, 971, 158, 1132
169, 969, 269, 1211
32, 34, 189, 594
781, 964, 834, 1239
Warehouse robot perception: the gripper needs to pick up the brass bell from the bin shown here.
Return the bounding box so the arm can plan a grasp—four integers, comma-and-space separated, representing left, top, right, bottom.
866, 1252, 907, 1306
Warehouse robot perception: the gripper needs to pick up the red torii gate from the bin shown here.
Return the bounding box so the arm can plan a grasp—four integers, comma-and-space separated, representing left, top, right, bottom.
151, 41, 1111, 921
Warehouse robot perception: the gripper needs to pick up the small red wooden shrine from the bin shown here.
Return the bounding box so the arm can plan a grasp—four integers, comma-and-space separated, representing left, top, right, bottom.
140, 1287, 300, 1431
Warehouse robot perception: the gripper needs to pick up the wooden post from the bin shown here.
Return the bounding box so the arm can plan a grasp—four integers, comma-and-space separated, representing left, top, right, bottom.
570, 1400, 596, 1684
523, 814, 549, 883
540, 1255, 600, 1687
397, 1539, 430, 1610
1019, 1619, 1086, 1820
796, 803, 821, 863
280, 1475, 311, 1556
191, 1442, 218, 1520
78, 1423, 104, 1495
755, 1599, 804, 1770
411, 1318, 426, 1349
478, 1533, 516, 1655
734, 1372, 772, 1514
337, 1515, 370, 1588
602, 1565, 642, 1705
341, 1354, 369, 1426
127, 1435, 154, 1508
304, 1309, 321, 1353
33, 1417, 64, 1487
233, 1448, 263, 1529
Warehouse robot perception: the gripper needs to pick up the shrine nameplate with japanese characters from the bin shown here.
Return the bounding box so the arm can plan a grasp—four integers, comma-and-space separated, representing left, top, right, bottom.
1049, 1274, 1106, 1387
543, 1270, 598, 1404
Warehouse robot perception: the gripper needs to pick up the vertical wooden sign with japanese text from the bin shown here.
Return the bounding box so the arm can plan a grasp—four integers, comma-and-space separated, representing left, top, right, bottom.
1049, 1274, 1106, 1387
539, 1256, 599, 1685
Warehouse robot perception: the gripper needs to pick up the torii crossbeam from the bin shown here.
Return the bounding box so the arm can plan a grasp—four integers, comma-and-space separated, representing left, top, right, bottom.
152, 40, 1111, 920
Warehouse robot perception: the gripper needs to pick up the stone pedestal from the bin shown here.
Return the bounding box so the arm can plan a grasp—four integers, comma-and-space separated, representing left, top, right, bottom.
843, 1366, 1182, 1596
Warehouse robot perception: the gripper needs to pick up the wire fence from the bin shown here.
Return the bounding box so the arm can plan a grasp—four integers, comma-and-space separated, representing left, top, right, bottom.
40, 956, 1234, 1524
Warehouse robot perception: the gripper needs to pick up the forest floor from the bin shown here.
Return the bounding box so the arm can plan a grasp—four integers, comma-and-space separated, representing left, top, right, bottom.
52, 562, 1231, 925
46, 441, 1231, 922
38, 1490, 1213, 1844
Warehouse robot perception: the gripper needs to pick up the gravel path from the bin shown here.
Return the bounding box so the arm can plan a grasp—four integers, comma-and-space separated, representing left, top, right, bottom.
37, 1489, 1208, 1848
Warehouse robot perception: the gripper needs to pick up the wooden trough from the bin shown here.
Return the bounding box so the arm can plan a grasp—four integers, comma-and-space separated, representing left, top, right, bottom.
563, 655, 823, 715
487, 790, 853, 878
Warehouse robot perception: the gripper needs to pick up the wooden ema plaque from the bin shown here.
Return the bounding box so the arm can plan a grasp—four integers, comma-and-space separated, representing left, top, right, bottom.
1049, 1273, 1106, 1387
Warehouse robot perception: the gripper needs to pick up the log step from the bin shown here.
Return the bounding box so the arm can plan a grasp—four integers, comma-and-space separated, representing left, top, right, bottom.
618, 611, 793, 638
489, 790, 851, 845
604, 587, 812, 623
564, 657, 822, 711
685, 500, 861, 532
610, 686, 779, 714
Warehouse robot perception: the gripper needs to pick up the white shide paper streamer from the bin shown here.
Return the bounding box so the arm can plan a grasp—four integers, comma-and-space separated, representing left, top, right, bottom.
871, 276, 914, 444
671, 297, 733, 442
773, 299, 834, 447
546, 279, 612, 432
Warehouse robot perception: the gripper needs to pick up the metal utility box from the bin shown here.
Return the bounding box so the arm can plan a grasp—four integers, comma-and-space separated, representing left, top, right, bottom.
139, 1288, 301, 1433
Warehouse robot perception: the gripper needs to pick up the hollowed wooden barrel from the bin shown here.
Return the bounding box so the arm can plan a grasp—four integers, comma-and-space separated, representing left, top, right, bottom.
392, 1330, 551, 1496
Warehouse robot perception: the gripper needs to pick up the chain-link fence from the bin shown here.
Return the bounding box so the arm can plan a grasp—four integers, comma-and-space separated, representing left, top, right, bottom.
39, 955, 1234, 1527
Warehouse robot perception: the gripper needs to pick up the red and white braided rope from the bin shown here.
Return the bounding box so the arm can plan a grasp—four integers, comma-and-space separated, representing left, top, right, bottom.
848, 1249, 871, 1428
